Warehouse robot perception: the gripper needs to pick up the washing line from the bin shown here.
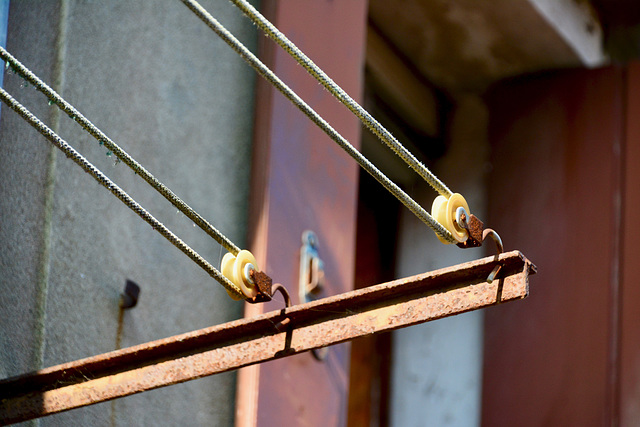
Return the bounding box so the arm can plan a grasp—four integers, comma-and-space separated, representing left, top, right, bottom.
0, 85, 244, 300
229, 0, 452, 199
1, 0, 463, 302
0, 46, 241, 257
2, 45, 273, 301
180, 0, 457, 244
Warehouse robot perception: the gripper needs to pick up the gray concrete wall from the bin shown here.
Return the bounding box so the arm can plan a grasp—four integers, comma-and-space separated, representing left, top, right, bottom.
0, 0, 258, 425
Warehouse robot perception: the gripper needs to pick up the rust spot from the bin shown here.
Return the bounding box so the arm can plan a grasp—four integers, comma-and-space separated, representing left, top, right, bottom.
457, 214, 484, 248
246, 270, 274, 303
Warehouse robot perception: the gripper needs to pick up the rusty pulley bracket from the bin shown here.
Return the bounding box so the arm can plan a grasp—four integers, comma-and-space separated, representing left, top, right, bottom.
245, 270, 292, 307
219, 249, 290, 305
454, 209, 503, 253
456, 213, 485, 248
431, 194, 503, 259
453, 208, 505, 283
245, 270, 274, 303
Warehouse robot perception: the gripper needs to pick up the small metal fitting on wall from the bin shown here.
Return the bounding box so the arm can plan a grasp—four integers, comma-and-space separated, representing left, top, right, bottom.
119, 279, 140, 309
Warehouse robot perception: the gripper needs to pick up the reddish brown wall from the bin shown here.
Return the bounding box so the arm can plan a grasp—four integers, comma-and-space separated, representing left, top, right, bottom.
620, 62, 640, 426
483, 67, 628, 426
238, 1, 368, 426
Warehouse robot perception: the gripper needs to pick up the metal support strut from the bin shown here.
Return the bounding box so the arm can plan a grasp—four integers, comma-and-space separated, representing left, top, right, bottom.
0, 251, 535, 425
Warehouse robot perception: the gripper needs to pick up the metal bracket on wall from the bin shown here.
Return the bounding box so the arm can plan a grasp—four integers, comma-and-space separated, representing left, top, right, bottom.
299, 230, 328, 360
299, 230, 324, 303
0, 251, 536, 425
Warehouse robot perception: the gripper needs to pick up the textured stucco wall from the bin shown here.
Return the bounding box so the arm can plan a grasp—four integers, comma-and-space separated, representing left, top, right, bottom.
0, 0, 258, 425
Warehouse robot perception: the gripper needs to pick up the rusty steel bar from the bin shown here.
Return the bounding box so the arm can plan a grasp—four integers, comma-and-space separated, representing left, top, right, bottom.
0, 251, 535, 425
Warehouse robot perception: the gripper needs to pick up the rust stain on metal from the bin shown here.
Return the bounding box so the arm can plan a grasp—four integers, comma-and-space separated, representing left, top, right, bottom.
457, 214, 484, 248
251, 270, 273, 296
0, 250, 535, 425
245, 270, 275, 304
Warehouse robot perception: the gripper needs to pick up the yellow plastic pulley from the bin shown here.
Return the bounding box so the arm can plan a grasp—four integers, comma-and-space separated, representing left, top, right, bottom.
221, 253, 244, 300
431, 193, 470, 244
431, 195, 450, 244
221, 250, 259, 300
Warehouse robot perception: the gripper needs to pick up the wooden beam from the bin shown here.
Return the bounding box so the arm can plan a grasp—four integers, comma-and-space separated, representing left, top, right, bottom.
0, 251, 535, 425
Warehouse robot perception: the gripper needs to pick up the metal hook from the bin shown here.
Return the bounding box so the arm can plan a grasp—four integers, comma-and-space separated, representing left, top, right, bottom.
482, 228, 504, 283
272, 283, 292, 308
245, 271, 292, 306
483, 229, 504, 254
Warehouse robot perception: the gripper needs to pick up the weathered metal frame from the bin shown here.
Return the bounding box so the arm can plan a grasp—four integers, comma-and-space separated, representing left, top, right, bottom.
0, 250, 535, 425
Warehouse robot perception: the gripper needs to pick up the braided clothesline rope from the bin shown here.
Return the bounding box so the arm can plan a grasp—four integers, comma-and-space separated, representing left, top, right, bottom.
1, 0, 458, 302
181, 0, 456, 243
230, 0, 453, 200
0, 46, 241, 257
0, 86, 244, 299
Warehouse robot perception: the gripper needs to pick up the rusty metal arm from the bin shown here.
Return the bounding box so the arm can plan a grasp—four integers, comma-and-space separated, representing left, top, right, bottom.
0, 250, 535, 425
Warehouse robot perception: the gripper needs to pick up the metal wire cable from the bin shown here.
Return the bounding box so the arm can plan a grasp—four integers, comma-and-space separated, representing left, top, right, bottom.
0, 87, 244, 299
230, 0, 453, 199
0, 46, 241, 256
180, 0, 456, 243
